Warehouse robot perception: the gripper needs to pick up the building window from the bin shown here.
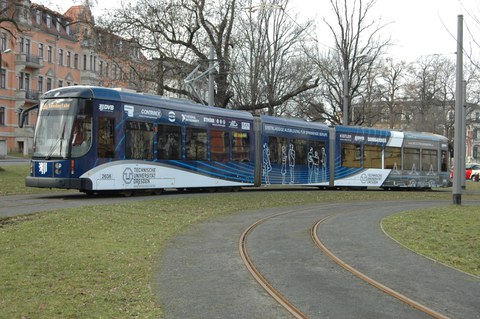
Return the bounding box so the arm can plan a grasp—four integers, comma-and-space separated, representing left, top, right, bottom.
46, 78, 52, 91
74, 53, 78, 69
38, 43, 44, 59
0, 68, 6, 89
38, 76, 43, 93
47, 46, 52, 63
25, 38, 30, 55
99, 60, 103, 76
66, 25, 70, 35
36, 10, 41, 24
58, 49, 63, 66
19, 72, 24, 90
25, 73, 30, 92
1, 33, 6, 51
0, 106, 5, 125
46, 15, 51, 28
66, 51, 71, 67
83, 54, 87, 70
56, 18, 61, 32
20, 37, 25, 53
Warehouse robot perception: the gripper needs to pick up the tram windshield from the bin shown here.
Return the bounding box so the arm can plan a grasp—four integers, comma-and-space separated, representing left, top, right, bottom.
33, 98, 92, 159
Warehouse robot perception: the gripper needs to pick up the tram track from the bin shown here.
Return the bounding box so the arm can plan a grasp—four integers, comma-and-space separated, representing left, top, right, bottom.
311, 216, 450, 319
239, 203, 456, 319
239, 209, 308, 319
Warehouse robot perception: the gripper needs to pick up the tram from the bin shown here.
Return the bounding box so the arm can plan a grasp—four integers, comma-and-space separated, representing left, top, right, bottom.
19, 86, 450, 194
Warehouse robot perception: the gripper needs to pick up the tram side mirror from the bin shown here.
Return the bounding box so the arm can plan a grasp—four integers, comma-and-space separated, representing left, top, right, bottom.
18, 109, 26, 128
18, 104, 39, 128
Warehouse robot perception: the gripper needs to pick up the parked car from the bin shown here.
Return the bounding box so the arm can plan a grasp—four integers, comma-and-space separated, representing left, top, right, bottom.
449, 163, 480, 181
466, 163, 480, 181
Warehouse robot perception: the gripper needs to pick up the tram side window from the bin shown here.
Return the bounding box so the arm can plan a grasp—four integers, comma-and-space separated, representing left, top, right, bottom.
158, 125, 181, 160
441, 150, 448, 172
422, 149, 438, 172
292, 139, 307, 164
308, 141, 327, 167
186, 127, 207, 160
210, 130, 230, 162
232, 132, 250, 162
341, 143, 361, 168
267, 136, 287, 164
97, 117, 115, 158
403, 148, 420, 173
385, 147, 401, 170
125, 121, 154, 160
71, 114, 92, 158
364, 145, 382, 168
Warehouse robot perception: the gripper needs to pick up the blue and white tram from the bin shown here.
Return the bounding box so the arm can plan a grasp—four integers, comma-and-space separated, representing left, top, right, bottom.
22, 86, 450, 193
331, 126, 450, 189
25, 86, 256, 193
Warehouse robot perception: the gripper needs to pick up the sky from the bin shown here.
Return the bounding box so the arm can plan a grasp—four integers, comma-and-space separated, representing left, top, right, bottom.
38, 0, 480, 62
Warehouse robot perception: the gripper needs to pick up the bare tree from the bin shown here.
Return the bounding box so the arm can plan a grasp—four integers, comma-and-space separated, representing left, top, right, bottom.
314, 0, 391, 125
231, 0, 319, 115
1, 1, 23, 38
404, 55, 455, 134
100, 0, 320, 111
378, 58, 407, 129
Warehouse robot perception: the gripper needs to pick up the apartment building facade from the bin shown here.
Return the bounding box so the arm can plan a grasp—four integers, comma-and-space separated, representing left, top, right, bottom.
0, 0, 147, 155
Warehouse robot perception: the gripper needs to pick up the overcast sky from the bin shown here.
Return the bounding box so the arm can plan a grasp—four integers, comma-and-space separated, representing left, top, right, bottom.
39, 0, 480, 62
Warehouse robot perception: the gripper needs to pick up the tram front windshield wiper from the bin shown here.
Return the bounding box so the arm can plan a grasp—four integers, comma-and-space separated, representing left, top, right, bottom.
45, 122, 67, 159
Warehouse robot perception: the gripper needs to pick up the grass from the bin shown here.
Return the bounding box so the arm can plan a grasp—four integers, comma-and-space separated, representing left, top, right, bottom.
1, 164, 480, 317
0, 164, 73, 195
382, 205, 480, 276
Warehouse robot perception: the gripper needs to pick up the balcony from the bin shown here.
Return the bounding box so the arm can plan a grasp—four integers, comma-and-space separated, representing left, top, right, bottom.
15, 53, 43, 72
16, 89, 41, 104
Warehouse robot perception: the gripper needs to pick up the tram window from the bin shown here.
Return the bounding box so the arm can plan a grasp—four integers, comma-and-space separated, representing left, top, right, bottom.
341, 143, 361, 168
210, 130, 230, 162
158, 125, 181, 160
267, 136, 287, 164
385, 147, 401, 170
364, 145, 382, 168
422, 149, 438, 172
186, 127, 207, 160
403, 148, 420, 173
232, 132, 250, 162
125, 121, 154, 160
71, 114, 92, 158
97, 117, 115, 158
292, 139, 307, 164
441, 150, 448, 172
308, 141, 326, 168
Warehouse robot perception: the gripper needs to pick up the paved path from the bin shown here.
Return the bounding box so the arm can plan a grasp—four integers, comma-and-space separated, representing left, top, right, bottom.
156, 200, 480, 319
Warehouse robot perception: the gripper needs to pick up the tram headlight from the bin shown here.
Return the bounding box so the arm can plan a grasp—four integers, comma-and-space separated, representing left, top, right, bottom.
55, 162, 62, 175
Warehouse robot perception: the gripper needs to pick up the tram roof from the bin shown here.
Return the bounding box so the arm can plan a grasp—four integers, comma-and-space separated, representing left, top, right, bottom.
260, 115, 329, 131
403, 130, 449, 142
42, 86, 254, 121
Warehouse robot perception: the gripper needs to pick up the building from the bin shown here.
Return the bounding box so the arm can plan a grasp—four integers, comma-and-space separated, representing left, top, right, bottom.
0, 0, 149, 155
